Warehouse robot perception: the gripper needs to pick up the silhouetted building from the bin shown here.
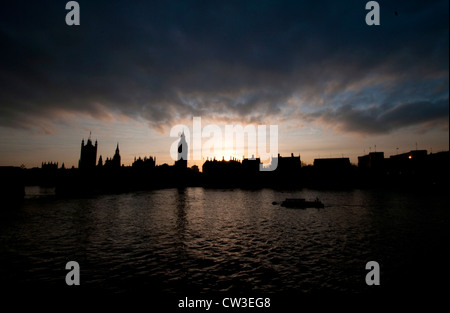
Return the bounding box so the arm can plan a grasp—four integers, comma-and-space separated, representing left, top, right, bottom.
104, 143, 121, 169
78, 136, 97, 170
314, 157, 351, 170
311, 157, 354, 187
389, 150, 427, 162
262, 153, 302, 187
242, 156, 261, 173
175, 132, 188, 169
39, 162, 59, 186
426, 151, 450, 187
41, 162, 58, 170
132, 156, 156, 169
98, 155, 103, 167
358, 152, 385, 169
427, 150, 449, 165
388, 150, 427, 177
356, 152, 387, 187
113, 143, 121, 167
270, 153, 301, 172
202, 158, 241, 176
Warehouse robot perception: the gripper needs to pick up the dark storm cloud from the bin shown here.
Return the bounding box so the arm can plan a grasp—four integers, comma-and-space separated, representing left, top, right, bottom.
0, 0, 448, 134
307, 98, 449, 134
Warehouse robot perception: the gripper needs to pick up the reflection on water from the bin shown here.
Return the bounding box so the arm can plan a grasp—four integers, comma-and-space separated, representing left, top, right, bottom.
24, 186, 56, 198
1, 187, 448, 300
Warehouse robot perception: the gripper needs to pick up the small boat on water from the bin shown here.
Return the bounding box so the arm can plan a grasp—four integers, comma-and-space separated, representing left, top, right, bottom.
280, 198, 324, 209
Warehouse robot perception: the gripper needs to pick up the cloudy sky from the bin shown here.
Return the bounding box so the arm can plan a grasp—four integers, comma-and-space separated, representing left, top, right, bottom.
0, 0, 448, 168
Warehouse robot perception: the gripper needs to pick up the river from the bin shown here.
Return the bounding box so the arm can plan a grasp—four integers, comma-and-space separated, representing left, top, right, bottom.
1, 187, 448, 309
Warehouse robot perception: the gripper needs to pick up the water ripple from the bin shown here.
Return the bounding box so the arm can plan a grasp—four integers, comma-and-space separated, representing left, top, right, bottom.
1, 187, 448, 296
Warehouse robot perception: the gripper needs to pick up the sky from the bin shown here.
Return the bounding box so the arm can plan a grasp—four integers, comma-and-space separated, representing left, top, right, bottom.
0, 0, 448, 169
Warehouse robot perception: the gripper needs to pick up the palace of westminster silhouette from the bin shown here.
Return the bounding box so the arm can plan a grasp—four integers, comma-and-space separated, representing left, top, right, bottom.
1, 132, 449, 200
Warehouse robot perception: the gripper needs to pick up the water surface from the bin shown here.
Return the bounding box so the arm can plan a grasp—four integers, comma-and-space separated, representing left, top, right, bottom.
1, 187, 448, 306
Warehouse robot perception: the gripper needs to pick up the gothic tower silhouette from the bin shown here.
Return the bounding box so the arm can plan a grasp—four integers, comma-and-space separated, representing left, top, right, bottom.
112, 143, 121, 168
104, 143, 121, 168
78, 133, 97, 170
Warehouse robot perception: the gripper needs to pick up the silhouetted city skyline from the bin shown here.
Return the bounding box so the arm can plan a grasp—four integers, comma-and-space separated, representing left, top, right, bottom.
10, 133, 449, 169
2, 134, 448, 202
